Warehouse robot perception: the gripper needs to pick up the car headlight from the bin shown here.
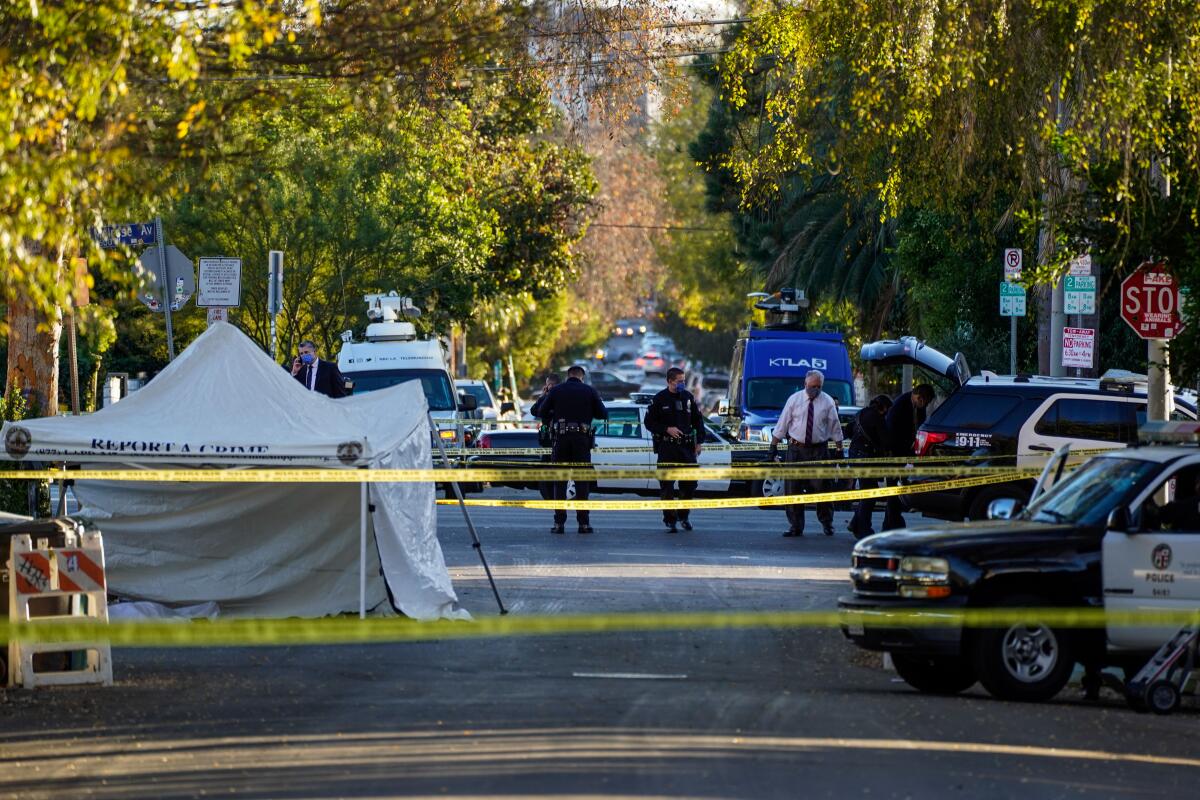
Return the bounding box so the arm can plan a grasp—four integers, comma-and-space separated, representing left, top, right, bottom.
899, 556, 949, 576
897, 557, 951, 598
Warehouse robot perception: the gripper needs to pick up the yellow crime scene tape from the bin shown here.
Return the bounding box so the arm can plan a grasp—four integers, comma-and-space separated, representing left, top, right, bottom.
1, 608, 1197, 648
435, 472, 1028, 510
0, 466, 1038, 485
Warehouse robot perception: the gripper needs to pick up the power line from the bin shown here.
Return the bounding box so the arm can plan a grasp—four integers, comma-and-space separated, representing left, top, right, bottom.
590, 222, 729, 232
525, 16, 752, 38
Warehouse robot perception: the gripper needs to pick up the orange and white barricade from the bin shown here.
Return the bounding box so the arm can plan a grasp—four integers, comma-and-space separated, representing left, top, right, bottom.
7, 529, 113, 689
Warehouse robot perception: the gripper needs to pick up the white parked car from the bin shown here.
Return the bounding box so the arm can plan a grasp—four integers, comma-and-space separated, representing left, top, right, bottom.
456, 379, 502, 421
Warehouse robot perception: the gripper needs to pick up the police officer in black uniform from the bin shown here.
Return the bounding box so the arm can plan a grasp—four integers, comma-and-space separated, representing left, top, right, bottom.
537, 365, 607, 534
643, 367, 705, 533
530, 373, 561, 501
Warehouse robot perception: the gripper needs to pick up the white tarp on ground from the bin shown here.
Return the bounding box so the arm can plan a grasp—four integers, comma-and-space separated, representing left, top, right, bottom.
0, 322, 465, 620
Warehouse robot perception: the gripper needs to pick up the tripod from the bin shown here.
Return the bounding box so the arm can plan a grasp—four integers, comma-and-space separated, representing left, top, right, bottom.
429, 411, 507, 615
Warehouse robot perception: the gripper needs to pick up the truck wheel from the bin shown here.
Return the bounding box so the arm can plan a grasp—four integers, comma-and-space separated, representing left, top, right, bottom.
1146, 680, 1181, 715
891, 654, 978, 695
967, 486, 1027, 521
972, 596, 1074, 702
750, 476, 785, 505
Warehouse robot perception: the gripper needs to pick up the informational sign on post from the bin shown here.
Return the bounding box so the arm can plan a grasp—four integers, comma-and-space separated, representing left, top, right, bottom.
1004, 248, 1023, 280
1068, 254, 1092, 276
1000, 282, 1027, 316
1062, 327, 1095, 368
206, 307, 229, 327
1064, 275, 1096, 314
197, 257, 242, 307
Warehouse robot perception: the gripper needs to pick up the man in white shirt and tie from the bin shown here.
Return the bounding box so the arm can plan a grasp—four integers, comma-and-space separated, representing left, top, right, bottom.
769, 369, 842, 537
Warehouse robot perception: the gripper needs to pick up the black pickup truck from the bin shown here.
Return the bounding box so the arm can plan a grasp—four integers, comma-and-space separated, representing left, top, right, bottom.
839, 442, 1200, 703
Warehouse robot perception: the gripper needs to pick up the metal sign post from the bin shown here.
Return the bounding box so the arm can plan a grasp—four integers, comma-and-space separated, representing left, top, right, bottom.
156, 217, 175, 361
267, 251, 284, 360
999, 253, 1025, 375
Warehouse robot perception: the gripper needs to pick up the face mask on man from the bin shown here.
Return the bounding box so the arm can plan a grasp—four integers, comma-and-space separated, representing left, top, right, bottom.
804, 385, 820, 399
300, 353, 315, 365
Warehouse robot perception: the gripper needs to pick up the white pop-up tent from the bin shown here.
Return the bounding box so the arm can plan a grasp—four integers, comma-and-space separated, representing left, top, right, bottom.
0, 322, 466, 620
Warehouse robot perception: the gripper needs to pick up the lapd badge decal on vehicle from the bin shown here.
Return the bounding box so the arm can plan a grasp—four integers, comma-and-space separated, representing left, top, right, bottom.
1152, 543, 1172, 571
4, 426, 31, 459
337, 441, 364, 465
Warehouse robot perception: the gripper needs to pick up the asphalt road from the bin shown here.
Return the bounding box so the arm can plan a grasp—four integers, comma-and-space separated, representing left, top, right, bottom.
1, 491, 1197, 799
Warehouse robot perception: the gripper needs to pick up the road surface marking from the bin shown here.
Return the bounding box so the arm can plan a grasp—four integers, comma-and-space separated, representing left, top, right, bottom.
572, 672, 688, 680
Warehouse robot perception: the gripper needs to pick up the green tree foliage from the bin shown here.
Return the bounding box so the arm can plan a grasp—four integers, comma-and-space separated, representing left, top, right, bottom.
0, 0, 540, 326
160, 79, 594, 367
720, 1, 1200, 378
681, 49, 900, 345
651, 73, 752, 367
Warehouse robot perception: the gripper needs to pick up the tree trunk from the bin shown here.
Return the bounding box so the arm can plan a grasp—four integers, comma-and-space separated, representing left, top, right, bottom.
6, 296, 62, 416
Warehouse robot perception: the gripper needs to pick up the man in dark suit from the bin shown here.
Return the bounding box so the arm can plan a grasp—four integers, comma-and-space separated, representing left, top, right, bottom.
881, 383, 935, 529
291, 340, 346, 398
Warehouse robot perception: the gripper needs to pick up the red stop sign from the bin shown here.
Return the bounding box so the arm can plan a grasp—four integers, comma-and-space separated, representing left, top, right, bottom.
1120, 261, 1186, 340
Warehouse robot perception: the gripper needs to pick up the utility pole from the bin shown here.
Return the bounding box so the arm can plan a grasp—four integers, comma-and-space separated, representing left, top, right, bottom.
268, 251, 284, 361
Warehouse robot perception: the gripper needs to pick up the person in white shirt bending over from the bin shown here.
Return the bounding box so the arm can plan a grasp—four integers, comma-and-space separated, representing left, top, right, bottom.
769, 369, 843, 537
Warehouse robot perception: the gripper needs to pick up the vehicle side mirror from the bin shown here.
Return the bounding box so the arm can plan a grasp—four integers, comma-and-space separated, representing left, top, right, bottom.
1106, 506, 1132, 532
458, 393, 478, 412
500, 401, 515, 415
987, 497, 1021, 520
717, 400, 729, 415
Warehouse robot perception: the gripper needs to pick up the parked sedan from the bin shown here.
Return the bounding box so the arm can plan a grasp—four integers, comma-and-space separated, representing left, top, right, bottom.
587, 370, 642, 401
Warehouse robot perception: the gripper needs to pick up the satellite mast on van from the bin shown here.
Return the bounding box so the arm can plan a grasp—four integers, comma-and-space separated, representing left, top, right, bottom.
749, 288, 810, 330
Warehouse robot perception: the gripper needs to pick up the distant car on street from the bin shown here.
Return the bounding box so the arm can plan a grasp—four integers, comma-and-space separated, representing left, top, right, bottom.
456, 379, 501, 420
636, 352, 667, 373
586, 369, 641, 401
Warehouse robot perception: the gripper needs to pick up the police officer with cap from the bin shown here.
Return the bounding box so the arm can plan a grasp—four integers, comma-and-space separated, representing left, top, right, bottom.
644, 367, 705, 533
537, 365, 607, 534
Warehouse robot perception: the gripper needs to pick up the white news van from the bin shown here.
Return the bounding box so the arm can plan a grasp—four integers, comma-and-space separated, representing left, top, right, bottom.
337, 293, 473, 447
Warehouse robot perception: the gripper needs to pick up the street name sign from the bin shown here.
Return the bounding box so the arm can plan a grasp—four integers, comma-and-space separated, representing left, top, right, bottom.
1062, 327, 1095, 368
1000, 281, 1026, 317
1121, 261, 1185, 340
92, 221, 157, 249
1004, 248, 1023, 280
1064, 275, 1096, 314
197, 257, 242, 307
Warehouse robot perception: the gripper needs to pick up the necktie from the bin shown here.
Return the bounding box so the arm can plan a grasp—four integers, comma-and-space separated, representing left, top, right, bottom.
306, 365, 315, 391
805, 397, 815, 445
